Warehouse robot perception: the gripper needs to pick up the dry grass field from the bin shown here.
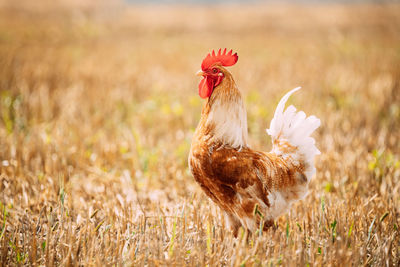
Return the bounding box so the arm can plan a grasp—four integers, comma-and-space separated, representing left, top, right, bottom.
0, 1, 399, 266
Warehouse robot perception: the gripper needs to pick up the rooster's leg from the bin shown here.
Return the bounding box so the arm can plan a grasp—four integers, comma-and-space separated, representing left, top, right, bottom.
224, 212, 242, 237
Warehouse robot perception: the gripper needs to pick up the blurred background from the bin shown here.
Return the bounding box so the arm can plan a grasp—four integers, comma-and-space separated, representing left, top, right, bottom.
0, 0, 399, 265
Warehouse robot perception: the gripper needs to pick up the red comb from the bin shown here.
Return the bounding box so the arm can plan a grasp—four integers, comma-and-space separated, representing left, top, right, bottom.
201, 48, 238, 71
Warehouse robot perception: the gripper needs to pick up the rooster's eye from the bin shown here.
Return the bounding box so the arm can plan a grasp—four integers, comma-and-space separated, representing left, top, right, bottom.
212, 68, 218, 74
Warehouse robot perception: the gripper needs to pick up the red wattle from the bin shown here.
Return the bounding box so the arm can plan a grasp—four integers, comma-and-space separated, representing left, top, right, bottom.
198, 77, 214, 99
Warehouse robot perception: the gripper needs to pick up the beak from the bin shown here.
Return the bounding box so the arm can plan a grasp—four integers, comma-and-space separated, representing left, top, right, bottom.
196, 70, 204, 77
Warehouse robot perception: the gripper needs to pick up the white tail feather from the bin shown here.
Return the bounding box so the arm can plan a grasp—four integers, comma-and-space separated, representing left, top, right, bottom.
266, 87, 320, 178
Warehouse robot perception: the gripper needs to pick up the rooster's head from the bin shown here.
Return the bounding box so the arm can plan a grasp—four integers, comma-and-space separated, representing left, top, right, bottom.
196, 49, 238, 99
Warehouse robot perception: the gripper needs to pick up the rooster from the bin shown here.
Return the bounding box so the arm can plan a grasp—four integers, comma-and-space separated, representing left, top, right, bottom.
188, 49, 320, 235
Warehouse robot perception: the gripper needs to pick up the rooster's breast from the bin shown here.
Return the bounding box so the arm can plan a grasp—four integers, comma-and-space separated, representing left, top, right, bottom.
189, 142, 238, 212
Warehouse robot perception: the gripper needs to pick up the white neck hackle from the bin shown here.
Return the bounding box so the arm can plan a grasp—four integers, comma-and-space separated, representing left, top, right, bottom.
201, 68, 248, 149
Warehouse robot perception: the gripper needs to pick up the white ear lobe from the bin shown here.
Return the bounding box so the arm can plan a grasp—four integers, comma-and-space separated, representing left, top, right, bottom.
218, 73, 223, 76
